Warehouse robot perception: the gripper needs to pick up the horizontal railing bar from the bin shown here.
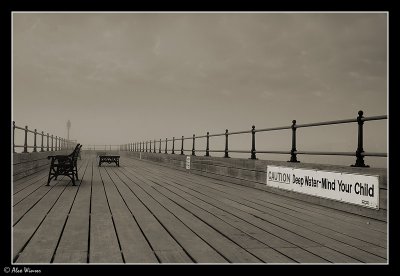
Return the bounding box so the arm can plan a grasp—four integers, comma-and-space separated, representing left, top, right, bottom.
84, 145, 121, 147
256, 126, 292, 132
14, 126, 26, 131
255, 150, 291, 154
14, 145, 63, 149
228, 150, 252, 153
13, 125, 53, 135
362, 115, 388, 122
295, 151, 355, 156
209, 150, 226, 152
228, 130, 252, 135
208, 133, 225, 138
361, 152, 387, 157
296, 118, 357, 128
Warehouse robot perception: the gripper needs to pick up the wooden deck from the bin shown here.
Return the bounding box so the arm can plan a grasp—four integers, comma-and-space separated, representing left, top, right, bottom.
12, 155, 387, 264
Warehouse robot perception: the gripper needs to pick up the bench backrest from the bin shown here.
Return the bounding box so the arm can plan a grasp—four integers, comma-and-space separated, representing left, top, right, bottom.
68, 144, 81, 158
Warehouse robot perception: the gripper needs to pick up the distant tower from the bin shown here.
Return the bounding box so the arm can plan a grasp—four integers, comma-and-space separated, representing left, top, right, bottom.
67, 120, 71, 140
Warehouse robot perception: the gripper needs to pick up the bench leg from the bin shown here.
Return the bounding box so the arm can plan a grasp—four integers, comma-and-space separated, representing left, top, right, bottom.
47, 166, 56, 186
47, 174, 52, 186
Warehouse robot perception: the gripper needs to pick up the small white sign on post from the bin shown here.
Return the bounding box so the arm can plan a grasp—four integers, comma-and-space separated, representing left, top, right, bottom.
266, 165, 380, 209
186, 156, 191, 169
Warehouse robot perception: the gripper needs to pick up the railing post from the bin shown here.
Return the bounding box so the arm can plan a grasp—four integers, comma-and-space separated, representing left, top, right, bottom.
165, 138, 168, 154
55, 136, 58, 151
180, 136, 184, 155
41, 131, 44, 152
33, 129, 37, 152
51, 134, 54, 151
23, 126, 28, 153
149, 140, 152, 153
224, 129, 230, 158
352, 110, 369, 167
159, 139, 162, 153
172, 137, 175, 154
288, 120, 300, 163
192, 134, 196, 156
154, 140, 156, 153
12, 121, 16, 153
250, 125, 257, 160
205, 132, 210, 156
146, 141, 148, 152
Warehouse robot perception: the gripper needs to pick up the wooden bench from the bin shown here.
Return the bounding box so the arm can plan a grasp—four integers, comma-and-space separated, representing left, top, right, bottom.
98, 155, 120, 167
47, 144, 82, 186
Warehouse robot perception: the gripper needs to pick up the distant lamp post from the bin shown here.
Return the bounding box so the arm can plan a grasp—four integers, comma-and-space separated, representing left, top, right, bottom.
67, 120, 71, 149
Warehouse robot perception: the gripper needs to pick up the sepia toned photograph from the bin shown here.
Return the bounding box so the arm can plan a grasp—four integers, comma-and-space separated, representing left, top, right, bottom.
11, 11, 388, 266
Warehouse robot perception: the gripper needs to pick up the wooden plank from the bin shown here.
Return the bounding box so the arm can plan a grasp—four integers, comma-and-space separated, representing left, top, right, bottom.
139, 161, 387, 248
158, 168, 387, 253
276, 247, 328, 263
16, 180, 84, 263
13, 160, 89, 262
305, 247, 361, 263
136, 157, 387, 233
89, 163, 122, 263
53, 161, 92, 263
194, 176, 388, 242
13, 160, 87, 223
110, 168, 226, 263
142, 159, 387, 235
13, 180, 48, 206
247, 248, 296, 263
13, 170, 48, 192
141, 178, 299, 263
106, 169, 191, 263
187, 166, 388, 232
126, 161, 386, 263
100, 167, 158, 263
117, 167, 262, 263
138, 175, 299, 252
129, 165, 320, 248
13, 187, 69, 260
125, 165, 327, 263
156, 171, 387, 262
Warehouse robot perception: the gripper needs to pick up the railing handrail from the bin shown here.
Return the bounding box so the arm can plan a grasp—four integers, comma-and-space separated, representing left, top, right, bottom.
122, 110, 387, 168
12, 121, 77, 153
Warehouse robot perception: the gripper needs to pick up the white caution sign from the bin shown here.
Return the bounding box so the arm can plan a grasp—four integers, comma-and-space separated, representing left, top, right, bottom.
266, 165, 379, 209
186, 156, 191, 169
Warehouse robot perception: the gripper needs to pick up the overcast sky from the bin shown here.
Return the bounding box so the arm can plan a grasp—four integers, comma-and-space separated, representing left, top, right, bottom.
12, 12, 387, 167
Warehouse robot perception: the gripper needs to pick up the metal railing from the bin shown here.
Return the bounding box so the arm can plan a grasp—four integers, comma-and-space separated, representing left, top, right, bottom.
83, 145, 121, 151
12, 121, 77, 153
121, 110, 387, 167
